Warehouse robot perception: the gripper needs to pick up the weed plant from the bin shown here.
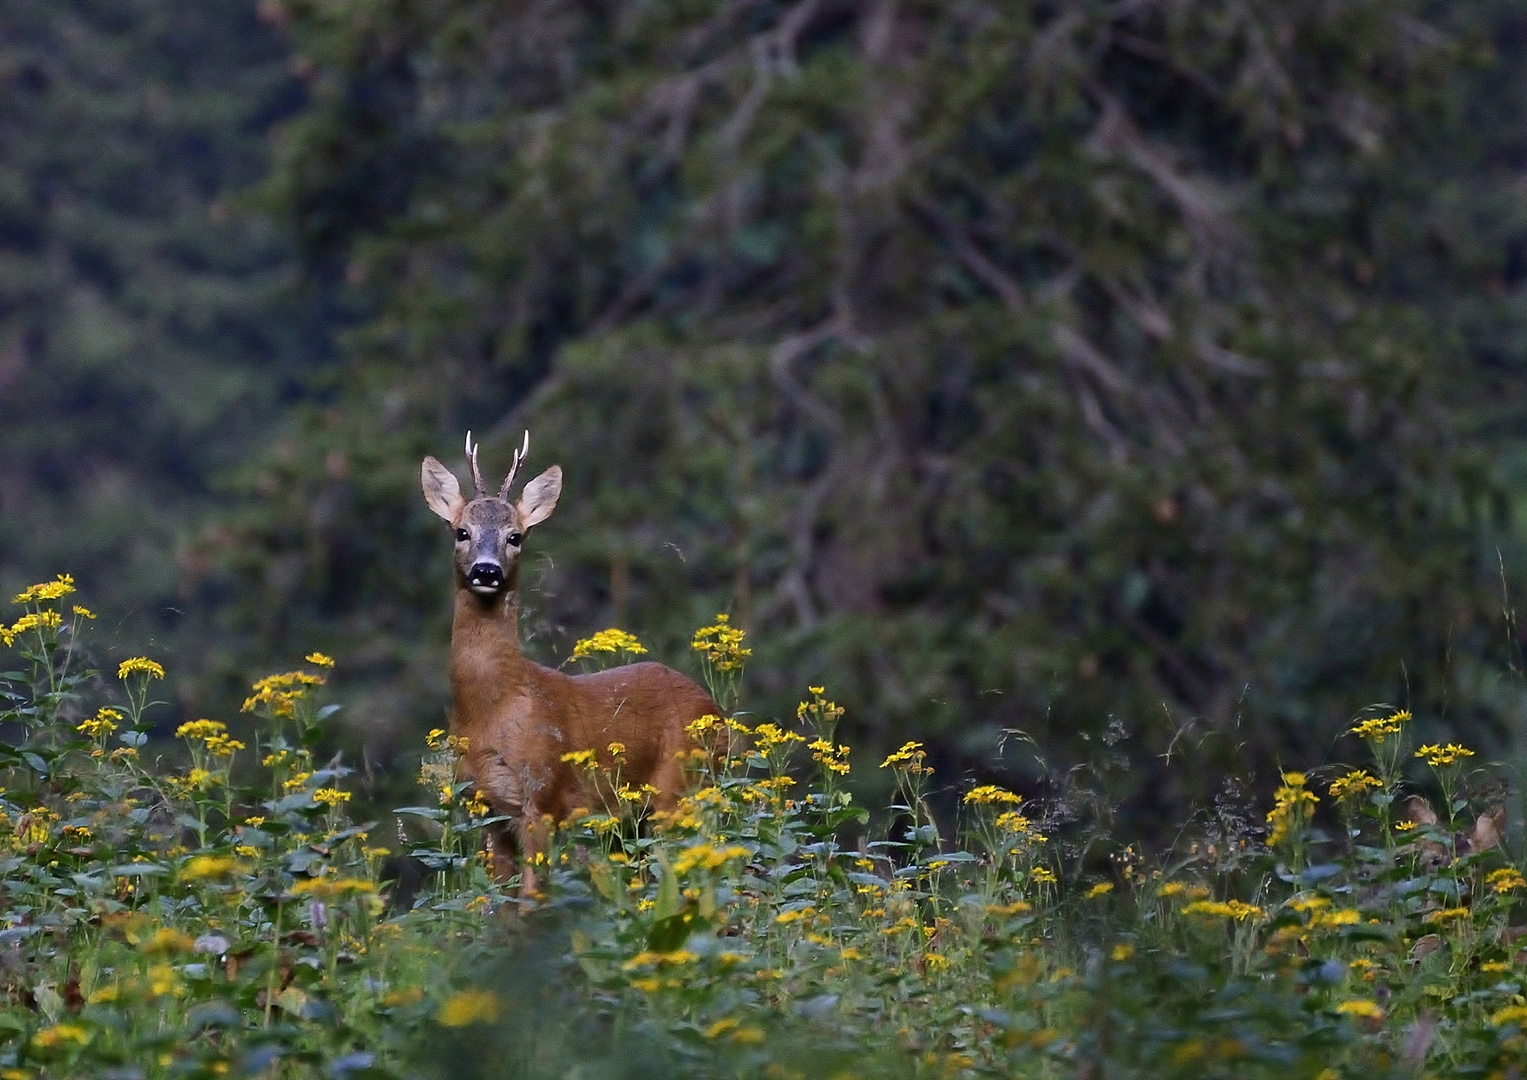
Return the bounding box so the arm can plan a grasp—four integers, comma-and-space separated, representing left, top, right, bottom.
1, 576, 1526, 1077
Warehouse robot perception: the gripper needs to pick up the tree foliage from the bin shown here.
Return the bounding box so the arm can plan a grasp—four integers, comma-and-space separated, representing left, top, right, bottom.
0, 0, 314, 688
238, 0, 1527, 804
6, 2, 1527, 818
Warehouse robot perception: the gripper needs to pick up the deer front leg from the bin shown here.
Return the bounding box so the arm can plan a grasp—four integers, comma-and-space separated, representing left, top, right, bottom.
483, 819, 520, 883
517, 810, 554, 897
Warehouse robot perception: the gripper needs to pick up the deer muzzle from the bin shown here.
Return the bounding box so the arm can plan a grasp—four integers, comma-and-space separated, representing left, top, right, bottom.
467, 561, 504, 594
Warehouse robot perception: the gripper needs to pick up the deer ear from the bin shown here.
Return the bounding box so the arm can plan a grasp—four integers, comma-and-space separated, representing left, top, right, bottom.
516, 465, 562, 529
421, 457, 466, 522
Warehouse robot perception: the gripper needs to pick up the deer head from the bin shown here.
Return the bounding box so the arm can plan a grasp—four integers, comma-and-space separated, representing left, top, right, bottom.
421, 431, 562, 596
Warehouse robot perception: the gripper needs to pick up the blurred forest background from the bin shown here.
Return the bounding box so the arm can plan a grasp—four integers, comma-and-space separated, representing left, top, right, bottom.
5, 0, 1527, 820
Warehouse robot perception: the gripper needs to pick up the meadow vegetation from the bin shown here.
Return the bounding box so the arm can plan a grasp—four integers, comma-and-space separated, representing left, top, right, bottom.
2, 574, 1527, 1078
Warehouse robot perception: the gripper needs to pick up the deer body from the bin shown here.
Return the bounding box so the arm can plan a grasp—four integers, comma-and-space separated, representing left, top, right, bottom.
423, 434, 716, 890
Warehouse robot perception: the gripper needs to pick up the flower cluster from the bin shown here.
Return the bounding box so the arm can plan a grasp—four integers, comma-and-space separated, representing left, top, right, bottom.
1181, 899, 1264, 921
1266, 772, 1318, 847
880, 741, 932, 776
176, 719, 245, 757
1415, 743, 1475, 768
995, 811, 1046, 843
1487, 868, 1526, 894
77, 707, 122, 740
964, 785, 1022, 806
13, 574, 75, 604
1349, 710, 1409, 743
1, 608, 63, 647
808, 739, 851, 776
672, 843, 750, 875
691, 613, 751, 673
242, 668, 323, 717
571, 628, 648, 660
1328, 769, 1383, 803
118, 657, 165, 680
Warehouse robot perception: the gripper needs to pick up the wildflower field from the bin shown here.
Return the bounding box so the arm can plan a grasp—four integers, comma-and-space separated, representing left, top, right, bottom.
2, 576, 1527, 1078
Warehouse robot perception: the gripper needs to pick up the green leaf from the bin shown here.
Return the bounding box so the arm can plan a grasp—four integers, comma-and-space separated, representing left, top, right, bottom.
653, 846, 680, 922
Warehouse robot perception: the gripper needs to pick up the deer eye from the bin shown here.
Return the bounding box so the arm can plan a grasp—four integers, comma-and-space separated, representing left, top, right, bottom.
454, 528, 470, 542
507, 532, 523, 548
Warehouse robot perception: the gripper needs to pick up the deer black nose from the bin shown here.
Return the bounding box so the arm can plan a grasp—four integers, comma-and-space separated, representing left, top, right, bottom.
468, 562, 504, 590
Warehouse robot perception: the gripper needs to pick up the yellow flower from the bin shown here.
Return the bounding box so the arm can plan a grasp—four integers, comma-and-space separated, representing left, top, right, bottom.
204, 733, 245, 757
571, 628, 648, 660
622, 950, 699, 969
1086, 882, 1114, 899
13, 574, 75, 605
72, 605, 95, 619
986, 901, 1032, 916
2, 609, 63, 645
313, 788, 352, 807
1425, 906, 1469, 924
560, 749, 596, 768
1311, 908, 1362, 929
808, 739, 851, 775
1335, 999, 1384, 1019
31, 1022, 89, 1049
1349, 710, 1410, 742
291, 877, 374, 900
704, 1017, 741, 1039
1328, 769, 1383, 802
1181, 900, 1263, 921
1111, 944, 1135, 961
241, 668, 324, 714
607, 741, 626, 757
183, 856, 238, 880
1415, 743, 1476, 768
691, 613, 750, 672
305, 651, 335, 668
77, 707, 122, 739
751, 723, 805, 752
964, 785, 1023, 806
176, 719, 227, 741
673, 843, 750, 875
1031, 867, 1057, 885
880, 741, 926, 768
1491, 1005, 1527, 1026
436, 988, 500, 1027
117, 657, 165, 680
141, 928, 196, 955
1487, 868, 1526, 894
1158, 882, 1187, 898
1266, 772, 1318, 847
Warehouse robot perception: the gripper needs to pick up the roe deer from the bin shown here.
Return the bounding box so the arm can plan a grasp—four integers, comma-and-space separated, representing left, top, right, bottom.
421, 432, 717, 892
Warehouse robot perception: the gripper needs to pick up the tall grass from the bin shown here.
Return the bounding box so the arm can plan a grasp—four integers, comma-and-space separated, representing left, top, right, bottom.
1, 574, 1525, 1078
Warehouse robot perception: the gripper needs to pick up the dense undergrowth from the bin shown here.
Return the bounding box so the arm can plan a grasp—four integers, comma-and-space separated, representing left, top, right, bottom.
1, 575, 1526, 1078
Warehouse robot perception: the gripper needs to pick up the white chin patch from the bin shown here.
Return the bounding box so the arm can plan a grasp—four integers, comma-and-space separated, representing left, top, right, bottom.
468, 584, 501, 596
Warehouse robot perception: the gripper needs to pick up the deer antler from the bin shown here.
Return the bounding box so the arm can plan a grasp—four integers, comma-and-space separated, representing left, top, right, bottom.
499, 430, 530, 500
465, 431, 486, 498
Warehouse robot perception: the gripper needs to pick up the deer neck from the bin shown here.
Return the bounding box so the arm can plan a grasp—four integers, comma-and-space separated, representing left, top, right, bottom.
450, 581, 529, 728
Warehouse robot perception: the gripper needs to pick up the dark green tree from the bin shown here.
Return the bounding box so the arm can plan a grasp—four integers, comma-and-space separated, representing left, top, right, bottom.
238, 1, 1527, 809
0, 0, 318, 707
